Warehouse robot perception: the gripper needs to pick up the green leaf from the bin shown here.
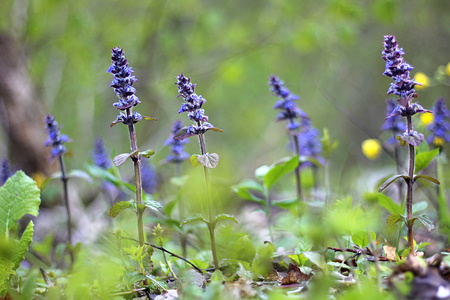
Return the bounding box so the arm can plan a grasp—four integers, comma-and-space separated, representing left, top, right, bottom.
397, 132, 424, 147
142, 116, 157, 121
141, 149, 155, 158
85, 164, 136, 192
67, 169, 92, 183
412, 201, 428, 214
113, 152, 134, 167
0, 258, 15, 297
180, 213, 208, 227
414, 174, 440, 185
264, 156, 299, 190
232, 180, 265, 205
303, 251, 327, 271
387, 213, 405, 226
189, 155, 201, 167
415, 148, 439, 171
0, 171, 40, 237
417, 214, 434, 232
255, 165, 271, 181
213, 214, 238, 226
271, 198, 298, 209
377, 194, 403, 214
198, 153, 219, 169
143, 198, 162, 211
378, 174, 410, 193
11, 221, 34, 270
210, 270, 225, 282
109, 201, 133, 218
352, 231, 376, 248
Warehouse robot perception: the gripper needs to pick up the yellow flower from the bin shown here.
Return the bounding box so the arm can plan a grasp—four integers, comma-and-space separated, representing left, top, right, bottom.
414, 72, 429, 90
434, 137, 445, 147
420, 112, 434, 126
446, 63, 450, 77
362, 139, 382, 160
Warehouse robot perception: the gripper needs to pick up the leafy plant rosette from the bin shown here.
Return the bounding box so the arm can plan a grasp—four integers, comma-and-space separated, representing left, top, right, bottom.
0, 171, 41, 296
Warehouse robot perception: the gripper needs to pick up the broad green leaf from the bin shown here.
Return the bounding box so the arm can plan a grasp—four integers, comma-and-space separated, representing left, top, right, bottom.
271, 198, 298, 209
143, 198, 162, 211
213, 213, 238, 226
210, 270, 225, 282
189, 155, 201, 167
417, 214, 434, 232
0, 171, 40, 237
85, 164, 136, 192
181, 213, 208, 227
255, 165, 271, 180
378, 174, 410, 193
198, 153, 219, 169
11, 221, 34, 270
233, 235, 256, 262
414, 174, 440, 185
412, 201, 428, 215
264, 156, 299, 190
109, 201, 133, 218
0, 258, 15, 297
352, 231, 376, 248
377, 194, 403, 215
232, 180, 265, 205
232, 179, 264, 194
303, 251, 327, 271
415, 148, 439, 171
387, 213, 404, 226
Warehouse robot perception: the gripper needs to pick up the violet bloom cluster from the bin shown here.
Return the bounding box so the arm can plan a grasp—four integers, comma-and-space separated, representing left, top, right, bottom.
45, 114, 69, 158
0, 159, 13, 185
427, 98, 450, 147
382, 99, 406, 144
140, 160, 158, 194
382, 36, 428, 119
176, 74, 214, 135
165, 120, 190, 163
268, 75, 307, 133
295, 119, 323, 167
92, 138, 112, 169
107, 47, 142, 125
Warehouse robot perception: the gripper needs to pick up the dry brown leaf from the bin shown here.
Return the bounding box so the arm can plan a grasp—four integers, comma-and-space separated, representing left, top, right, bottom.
280, 263, 310, 285
383, 244, 397, 261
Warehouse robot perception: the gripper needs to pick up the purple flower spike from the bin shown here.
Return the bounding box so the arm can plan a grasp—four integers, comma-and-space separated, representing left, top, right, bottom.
0, 159, 13, 185
93, 138, 112, 169
44, 114, 69, 159
107, 47, 141, 110
140, 160, 158, 194
175, 74, 218, 138
382, 36, 420, 105
268, 75, 308, 134
427, 98, 450, 147
165, 120, 190, 164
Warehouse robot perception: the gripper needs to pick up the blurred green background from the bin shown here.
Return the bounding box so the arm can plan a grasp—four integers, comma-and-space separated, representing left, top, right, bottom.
1, 0, 449, 193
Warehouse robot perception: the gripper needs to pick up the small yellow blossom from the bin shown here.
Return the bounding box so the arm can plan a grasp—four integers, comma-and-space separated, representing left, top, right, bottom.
362, 139, 382, 160
420, 112, 434, 126
446, 63, 450, 77
434, 137, 445, 147
414, 72, 429, 90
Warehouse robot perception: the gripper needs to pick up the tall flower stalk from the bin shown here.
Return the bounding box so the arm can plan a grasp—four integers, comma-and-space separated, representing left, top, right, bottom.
381, 36, 433, 253
107, 47, 156, 249
268, 75, 309, 201
174, 74, 226, 270
44, 114, 72, 245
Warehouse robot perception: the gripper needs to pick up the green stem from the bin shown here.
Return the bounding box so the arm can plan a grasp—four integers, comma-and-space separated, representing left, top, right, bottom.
58, 155, 72, 245
292, 135, 302, 202
436, 153, 450, 232
126, 109, 144, 248
197, 130, 219, 270
405, 115, 415, 254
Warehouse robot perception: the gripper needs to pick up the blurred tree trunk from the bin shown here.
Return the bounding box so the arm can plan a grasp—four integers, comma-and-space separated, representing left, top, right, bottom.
0, 33, 50, 175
